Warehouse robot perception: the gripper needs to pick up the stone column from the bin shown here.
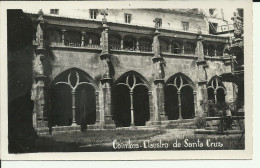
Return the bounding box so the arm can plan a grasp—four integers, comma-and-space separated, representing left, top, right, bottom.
81, 31, 85, 47
130, 90, 135, 126
152, 28, 167, 124
71, 90, 77, 126
61, 29, 66, 46
193, 91, 197, 117
196, 31, 208, 117
177, 90, 182, 119
214, 44, 217, 56
182, 40, 185, 54
168, 41, 172, 53
95, 91, 101, 125
120, 36, 124, 50
32, 10, 48, 128
136, 38, 140, 51
100, 14, 115, 129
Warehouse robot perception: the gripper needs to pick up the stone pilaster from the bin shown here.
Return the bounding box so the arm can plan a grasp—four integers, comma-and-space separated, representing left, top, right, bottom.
195, 30, 208, 117
100, 14, 115, 129
31, 10, 48, 128
152, 27, 168, 124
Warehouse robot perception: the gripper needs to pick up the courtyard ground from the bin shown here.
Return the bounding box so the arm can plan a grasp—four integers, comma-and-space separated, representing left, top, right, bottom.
26, 128, 245, 152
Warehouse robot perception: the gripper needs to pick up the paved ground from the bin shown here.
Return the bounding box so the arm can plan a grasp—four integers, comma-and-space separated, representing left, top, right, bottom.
148, 129, 195, 141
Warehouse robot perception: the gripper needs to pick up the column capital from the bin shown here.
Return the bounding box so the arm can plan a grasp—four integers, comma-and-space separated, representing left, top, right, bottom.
34, 74, 48, 83
152, 56, 164, 63
100, 53, 111, 60
154, 79, 164, 85
100, 77, 112, 85
153, 29, 161, 36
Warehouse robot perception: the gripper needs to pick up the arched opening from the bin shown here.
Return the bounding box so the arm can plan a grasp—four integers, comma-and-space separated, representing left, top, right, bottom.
64, 31, 81, 47
133, 86, 150, 126
139, 38, 152, 52
112, 71, 150, 127
207, 76, 226, 104
109, 34, 121, 50
217, 88, 225, 103
165, 73, 195, 120
84, 33, 100, 48
203, 44, 208, 56
207, 76, 226, 116
216, 45, 224, 56
46, 29, 62, 46
184, 42, 195, 55
207, 87, 215, 101
112, 85, 131, 127
160, 39, 169, 53
123, 36, 136, 51
75, 85, 96, 125
171, 41, 181, 54
208, 44, 215, 56
50, 84, 72, 126
181, 86, 194, 119
49, 68, 97, 127
165, 86, 178, 120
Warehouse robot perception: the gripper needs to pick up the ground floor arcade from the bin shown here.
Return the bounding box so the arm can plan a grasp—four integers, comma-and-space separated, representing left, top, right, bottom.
32, 68, 231, 130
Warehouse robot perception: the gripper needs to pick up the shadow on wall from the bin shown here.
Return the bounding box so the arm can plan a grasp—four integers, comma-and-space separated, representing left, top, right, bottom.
8, 9, 37, 153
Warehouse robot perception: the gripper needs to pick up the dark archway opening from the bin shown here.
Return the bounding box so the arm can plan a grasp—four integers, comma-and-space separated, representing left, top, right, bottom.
50, 84, 72, 126
75, 85, 96, 126
112, 85, 131, 127
49, 69, 97, 127
165, 86, 179, 120
181, 86, 195, 119
112, 72, 150, 127
217, 88, 225, 104
133, 86, 150, 126
207, 88, 215, 102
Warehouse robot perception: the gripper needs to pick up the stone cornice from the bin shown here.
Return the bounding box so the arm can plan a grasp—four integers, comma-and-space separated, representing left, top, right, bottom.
26, 12, 228, 43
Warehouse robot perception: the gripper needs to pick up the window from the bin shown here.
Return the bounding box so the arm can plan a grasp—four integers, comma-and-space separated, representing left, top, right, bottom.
184, 42, 195, 55
160, 39, 168, 53
155, 18, 162, 28
109, 35, 121, 50
90, 9, 97, 19
182, 22, 189, 31
50, 9, 59, 15
139, 38, 152, 52
123, 36, 136, 51
209, 22, 218, 34
171, 42, 181, 54
84, 33, 100, 48
209, 9, 216, 16
125, 14, 131, 23
64, 31, 81, 47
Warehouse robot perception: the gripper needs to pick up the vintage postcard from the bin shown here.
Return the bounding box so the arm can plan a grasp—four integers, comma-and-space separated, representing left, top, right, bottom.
0, 0, 253, 160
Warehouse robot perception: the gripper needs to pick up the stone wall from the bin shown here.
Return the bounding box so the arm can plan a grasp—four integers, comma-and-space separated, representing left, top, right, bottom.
47, 47, 234, 119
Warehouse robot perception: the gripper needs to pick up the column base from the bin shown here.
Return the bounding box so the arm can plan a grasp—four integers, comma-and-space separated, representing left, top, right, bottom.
71, 123, 78, 126
36, 119, 48, 128
130, 123, 135, 127
159, 115, 168, 121
103, 124, 116, 129
103, 116, 116, 129
146, 121, 162, 126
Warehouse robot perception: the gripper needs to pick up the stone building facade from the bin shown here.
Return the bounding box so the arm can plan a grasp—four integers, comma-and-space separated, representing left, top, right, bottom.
27, 9, 235, 131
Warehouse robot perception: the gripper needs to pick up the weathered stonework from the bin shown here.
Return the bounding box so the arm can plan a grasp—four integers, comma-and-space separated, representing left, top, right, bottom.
28, 9, 235, 132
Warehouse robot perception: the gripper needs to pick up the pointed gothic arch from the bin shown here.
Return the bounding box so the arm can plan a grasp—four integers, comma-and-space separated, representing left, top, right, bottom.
165, 73, 196, 120
207, 76, 226, 104
49, 68, 99, 127
112, 71, 151, 127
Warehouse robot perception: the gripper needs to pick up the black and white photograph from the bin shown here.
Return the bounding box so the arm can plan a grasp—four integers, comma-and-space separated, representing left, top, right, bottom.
0, 0, 253, 160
